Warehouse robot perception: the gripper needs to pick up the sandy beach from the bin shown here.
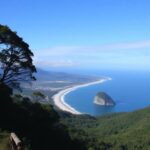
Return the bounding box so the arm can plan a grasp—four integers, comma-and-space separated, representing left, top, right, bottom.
52, 78, 111, 114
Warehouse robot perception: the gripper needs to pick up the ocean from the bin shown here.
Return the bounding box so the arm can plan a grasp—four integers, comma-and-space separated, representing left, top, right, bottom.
65, 70, 150, 116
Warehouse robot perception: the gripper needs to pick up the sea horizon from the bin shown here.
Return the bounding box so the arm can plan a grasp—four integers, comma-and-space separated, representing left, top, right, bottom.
64, 70, 150, 116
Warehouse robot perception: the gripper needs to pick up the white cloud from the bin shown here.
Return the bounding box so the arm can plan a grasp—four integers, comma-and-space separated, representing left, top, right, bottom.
34, 58, 77, 68
33, 40, 150, 69
96, 40, 150, 50
34, 40, 150, 57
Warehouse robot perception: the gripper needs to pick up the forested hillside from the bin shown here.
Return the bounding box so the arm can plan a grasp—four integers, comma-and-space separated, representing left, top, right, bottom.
0, 90, 86, 150
1, 91, 150, 150
62, 107, 150, 150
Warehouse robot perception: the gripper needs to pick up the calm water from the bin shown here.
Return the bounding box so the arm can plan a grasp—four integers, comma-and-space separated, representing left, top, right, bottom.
65, 70, 150, 116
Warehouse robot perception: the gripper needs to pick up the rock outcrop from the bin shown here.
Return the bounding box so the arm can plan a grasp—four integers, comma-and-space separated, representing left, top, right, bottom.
94, 92, 115, 106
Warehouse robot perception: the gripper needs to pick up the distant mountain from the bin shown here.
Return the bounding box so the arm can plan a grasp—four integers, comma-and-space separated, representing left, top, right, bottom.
21, 68, 101, 100
35, 68, 99, 83
18, 68, 103, 95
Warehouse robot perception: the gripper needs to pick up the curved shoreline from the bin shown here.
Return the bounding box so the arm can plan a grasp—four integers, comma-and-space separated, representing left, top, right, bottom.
52, 77, 111, 115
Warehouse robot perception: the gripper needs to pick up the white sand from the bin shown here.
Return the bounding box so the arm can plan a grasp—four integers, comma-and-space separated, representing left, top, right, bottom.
52, 78, 111, 114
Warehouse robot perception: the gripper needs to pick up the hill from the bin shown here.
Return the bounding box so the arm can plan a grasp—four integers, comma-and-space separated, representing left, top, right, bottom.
0, 91, 86, 150
35, 68, 98, 83
1, 82, 150, 150
1, 89, 150, 150
94, 92, 115, 106
61, 107, 150, 150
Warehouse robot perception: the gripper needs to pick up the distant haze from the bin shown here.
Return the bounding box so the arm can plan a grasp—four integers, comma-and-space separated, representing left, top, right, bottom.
34, 43, 150, 71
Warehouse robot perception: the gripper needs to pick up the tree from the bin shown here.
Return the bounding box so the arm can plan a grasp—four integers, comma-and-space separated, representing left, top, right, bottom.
0, 25, 36, 90
32, 91, 46, 102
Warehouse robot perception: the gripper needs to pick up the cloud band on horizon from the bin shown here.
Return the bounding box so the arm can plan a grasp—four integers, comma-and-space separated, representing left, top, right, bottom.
33, 40, 150, 70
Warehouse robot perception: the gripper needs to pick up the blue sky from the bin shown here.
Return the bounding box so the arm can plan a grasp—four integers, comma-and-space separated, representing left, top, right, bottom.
1, 0, 150, 71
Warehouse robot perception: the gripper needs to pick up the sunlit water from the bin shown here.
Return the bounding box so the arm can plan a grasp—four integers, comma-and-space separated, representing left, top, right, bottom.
65, 70, 150, 116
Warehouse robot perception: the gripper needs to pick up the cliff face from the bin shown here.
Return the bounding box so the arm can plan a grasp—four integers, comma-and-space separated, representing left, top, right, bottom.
94, 92, 115, 106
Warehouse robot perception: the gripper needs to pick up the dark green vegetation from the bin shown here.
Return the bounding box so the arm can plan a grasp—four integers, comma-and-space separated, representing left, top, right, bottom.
62, 107, 150, 150
1, 89, 150, 150
94, 92, 115, 105
0, 24, 36, 90
0, 88, 85, 150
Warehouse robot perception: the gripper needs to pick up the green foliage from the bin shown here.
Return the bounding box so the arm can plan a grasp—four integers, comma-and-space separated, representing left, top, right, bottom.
0, 24, 36, 90
0, 92, 86, 150
32, 91, 45, 98
1, 86, 150, 150
62, 108, 150, 150
32, 91, 46, 102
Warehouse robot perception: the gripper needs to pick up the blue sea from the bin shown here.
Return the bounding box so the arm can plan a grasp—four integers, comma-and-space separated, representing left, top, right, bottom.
65, 70, 150, 116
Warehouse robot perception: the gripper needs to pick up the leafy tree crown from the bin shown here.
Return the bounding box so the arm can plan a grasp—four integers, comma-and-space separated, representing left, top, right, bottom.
0, 25, 36, 90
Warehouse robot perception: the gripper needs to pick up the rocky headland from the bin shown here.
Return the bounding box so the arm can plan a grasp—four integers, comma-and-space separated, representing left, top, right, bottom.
94, 92, 115, 106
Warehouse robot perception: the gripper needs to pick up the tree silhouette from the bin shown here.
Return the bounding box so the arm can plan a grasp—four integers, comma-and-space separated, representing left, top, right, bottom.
0, 25, 36, 89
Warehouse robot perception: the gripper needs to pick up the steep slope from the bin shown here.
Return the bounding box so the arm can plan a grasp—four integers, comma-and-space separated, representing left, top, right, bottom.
62, 107, 150, 150
94, 92, 115, 105
0, 92, 86, 150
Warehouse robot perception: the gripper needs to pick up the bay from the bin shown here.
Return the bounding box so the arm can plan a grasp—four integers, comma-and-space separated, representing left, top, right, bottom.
65, 70, 150, 116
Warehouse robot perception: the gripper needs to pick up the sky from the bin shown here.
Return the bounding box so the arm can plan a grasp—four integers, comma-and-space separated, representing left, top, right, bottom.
1, 0, 150, 72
